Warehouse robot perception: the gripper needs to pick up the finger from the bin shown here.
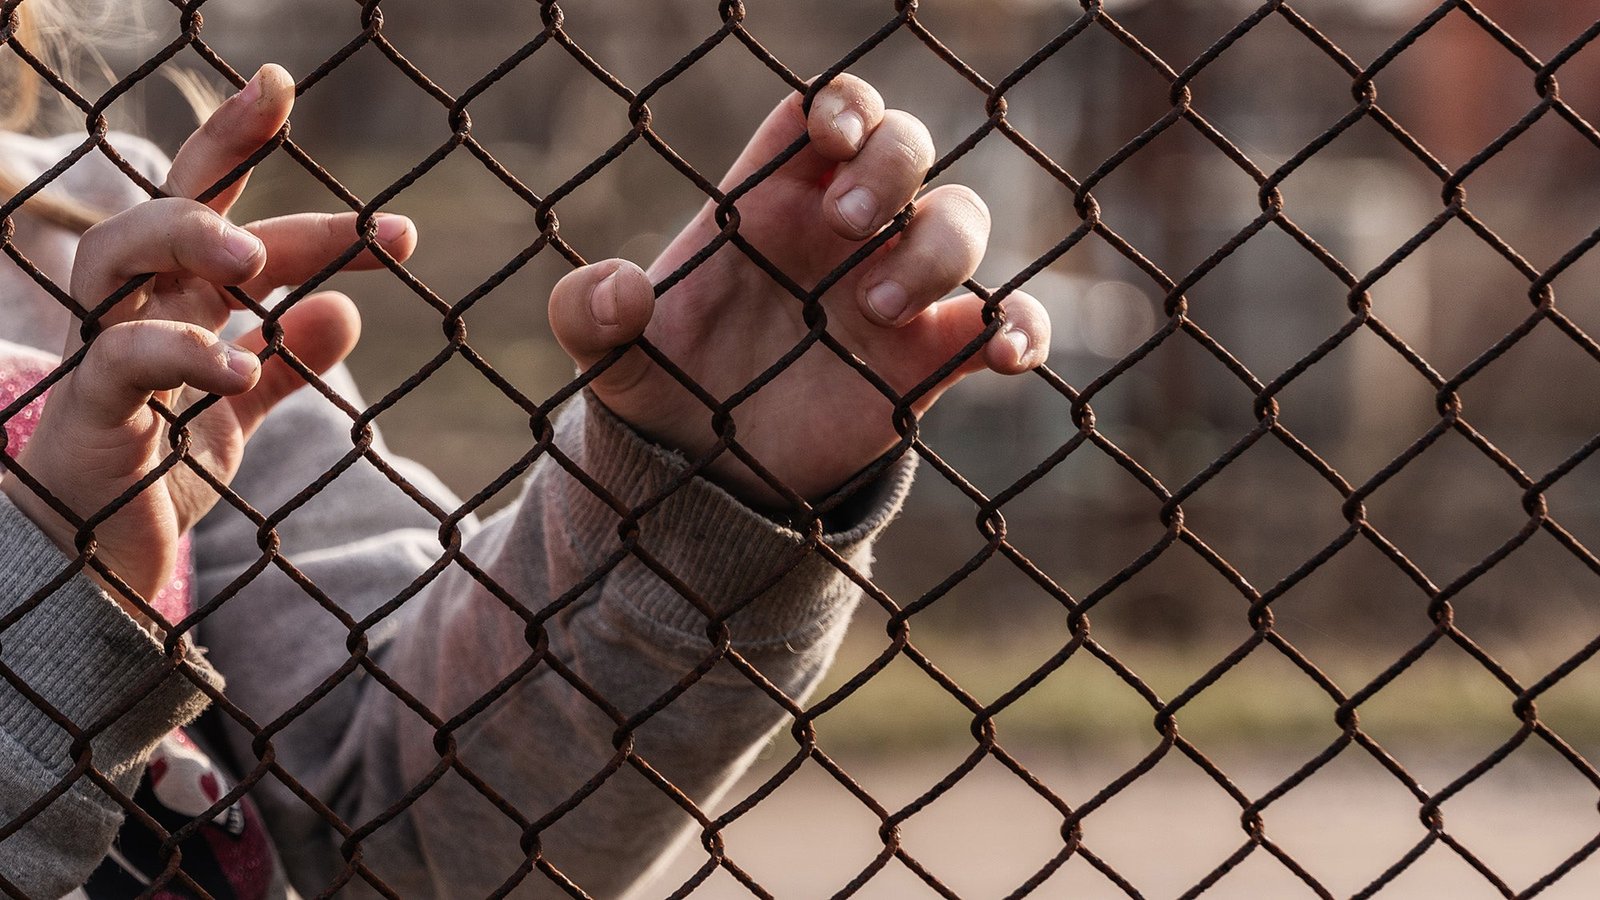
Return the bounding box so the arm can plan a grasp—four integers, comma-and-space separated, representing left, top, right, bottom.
146, 274, 237, 333
547, 259, 656, 394
227, 291, 361, 437
161, 64, 296, 213
823, 109, 935, 240
806, 74, 887, 160
238, 212, 417, 297
902, 290, 1051, 393
857, 184, 990, 326
980, 292, 1051, 375
65, 320, 260, 429
72, 197, 266, 308
717, 75, 887, 191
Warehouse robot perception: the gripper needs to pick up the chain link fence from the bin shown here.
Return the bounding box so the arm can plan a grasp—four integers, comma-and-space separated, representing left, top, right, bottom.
3, 0, 1600, 896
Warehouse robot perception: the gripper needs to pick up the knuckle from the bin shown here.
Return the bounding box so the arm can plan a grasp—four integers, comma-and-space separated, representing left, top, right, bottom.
893, 139, 925, 170
891, 111, 935, 155
90, 321, 142, 368
897, 234, 967, 289
207, 212, 235, 247
79, 201, 159, 252
878, 113, 935, 173
190, 199, 227, 229
321, 212, 346, 241
163, 198, 219, 242
177, 323, 213, 354
77, 218, 114, 259
821, 73, 870, 106
153, 321, 214, 362
162, 196, 209, 217
939, 185, 991, 231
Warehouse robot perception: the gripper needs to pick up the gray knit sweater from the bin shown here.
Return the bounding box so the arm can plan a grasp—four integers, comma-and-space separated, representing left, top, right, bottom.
0, 133, 908, 897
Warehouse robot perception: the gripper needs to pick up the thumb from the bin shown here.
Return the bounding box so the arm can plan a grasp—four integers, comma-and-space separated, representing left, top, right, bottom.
63, 320, 260, 430
548, 259, 656, 397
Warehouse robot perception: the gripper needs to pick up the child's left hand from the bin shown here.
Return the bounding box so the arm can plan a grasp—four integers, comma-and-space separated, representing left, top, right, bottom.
0, 65, 416, 623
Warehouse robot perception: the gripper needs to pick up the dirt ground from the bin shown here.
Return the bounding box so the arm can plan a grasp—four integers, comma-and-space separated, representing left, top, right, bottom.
642, 744, 1600, 898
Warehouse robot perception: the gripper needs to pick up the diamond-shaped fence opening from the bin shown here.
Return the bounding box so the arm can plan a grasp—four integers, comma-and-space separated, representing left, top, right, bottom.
2, 0, 1600, 897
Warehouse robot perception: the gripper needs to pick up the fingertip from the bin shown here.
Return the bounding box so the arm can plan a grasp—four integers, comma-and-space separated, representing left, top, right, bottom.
830, 185, 881, 240
373, 214, 418, 262
806, 74, 885, 160
256, 63, 294, 89
295, 291, 362, 372
227, 291, 358, 435
218, 64, 293, 139
983, 328, 1031, 375
591, 270, 622, 327
823, 110, 935, 240
222, 341, 262, 383
984, 293, 1051, 374
990, 327, 1030, 373
222, 223, 267, 278
863, 280, 910, 326
251, 63, 297, 112
550, 259, 655, 364
590, 259, 653, 334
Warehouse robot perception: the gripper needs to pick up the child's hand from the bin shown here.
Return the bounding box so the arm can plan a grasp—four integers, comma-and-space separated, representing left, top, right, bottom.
0, 66, 416, 621
547, 76, 1050, 508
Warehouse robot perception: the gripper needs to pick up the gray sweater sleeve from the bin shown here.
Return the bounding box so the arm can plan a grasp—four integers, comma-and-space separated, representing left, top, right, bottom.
0, 129, 910, 896
0, 132, 230, 897
0, 495, 221, 898
191, 371, 911, 897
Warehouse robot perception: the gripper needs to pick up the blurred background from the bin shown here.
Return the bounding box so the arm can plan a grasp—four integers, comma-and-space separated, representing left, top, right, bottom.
71, 0, 1600, 894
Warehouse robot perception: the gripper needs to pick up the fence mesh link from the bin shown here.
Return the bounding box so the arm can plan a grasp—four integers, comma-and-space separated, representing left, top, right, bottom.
2, 0, 1600, 896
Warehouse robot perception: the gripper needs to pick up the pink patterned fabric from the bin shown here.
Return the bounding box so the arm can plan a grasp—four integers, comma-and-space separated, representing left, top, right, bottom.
0, 349, 195, 622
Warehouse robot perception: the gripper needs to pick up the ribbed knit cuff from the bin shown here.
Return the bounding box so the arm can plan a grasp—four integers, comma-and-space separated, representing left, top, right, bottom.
556, 392, 915, 649
0, 494, 220, 782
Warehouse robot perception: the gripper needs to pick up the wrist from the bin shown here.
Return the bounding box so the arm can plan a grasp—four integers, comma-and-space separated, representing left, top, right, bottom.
0, 472, 73, 558
583, 389, 902, 529
582, 390, 796, 512
0, 472, 157, 630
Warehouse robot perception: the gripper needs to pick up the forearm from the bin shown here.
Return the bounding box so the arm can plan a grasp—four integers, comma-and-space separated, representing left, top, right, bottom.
363, 395, 911, 897
0, 493, 219, 897
193, 381, 910, 896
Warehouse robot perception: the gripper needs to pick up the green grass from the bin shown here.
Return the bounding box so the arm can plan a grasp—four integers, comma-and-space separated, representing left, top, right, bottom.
799, 630, 1600, 757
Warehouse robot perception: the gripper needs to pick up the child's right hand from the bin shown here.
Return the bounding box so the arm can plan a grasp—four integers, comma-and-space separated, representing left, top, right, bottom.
545, 76, 1050, 509
0, 65, 416, 623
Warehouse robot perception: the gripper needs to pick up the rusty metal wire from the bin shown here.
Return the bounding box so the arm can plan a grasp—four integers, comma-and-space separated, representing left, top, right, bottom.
2, 0, 1600, 896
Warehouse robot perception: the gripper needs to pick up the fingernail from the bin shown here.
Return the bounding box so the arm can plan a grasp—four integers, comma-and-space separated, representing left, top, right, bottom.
834, 110, 864, 152
223, 343, 259, 378
836, 187, 877, 234
591, 271, 620, 327
224, 225, 264, 266
1003, 325, 1030, 367
239, 67, 264, 105
374, 214, 411, 244
866, 281, 908, 323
